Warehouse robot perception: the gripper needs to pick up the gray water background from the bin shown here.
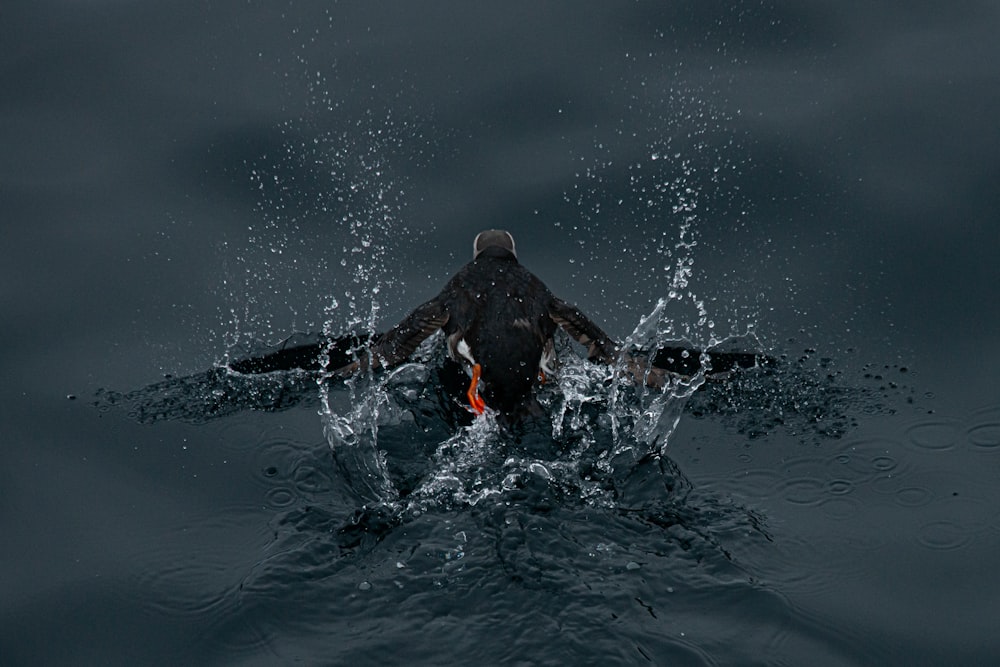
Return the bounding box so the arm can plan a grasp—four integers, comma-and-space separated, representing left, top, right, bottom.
3, 2, 999, 664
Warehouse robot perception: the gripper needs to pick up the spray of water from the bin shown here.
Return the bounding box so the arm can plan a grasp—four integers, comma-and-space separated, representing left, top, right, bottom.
552, 68, 760, 462
318, 129, 749, 509
220, 52, 756, 512
310, 120, 414, 508
216, 95, 422, 507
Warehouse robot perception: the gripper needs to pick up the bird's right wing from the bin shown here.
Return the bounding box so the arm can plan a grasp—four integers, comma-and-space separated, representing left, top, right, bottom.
334, 298, 449, 376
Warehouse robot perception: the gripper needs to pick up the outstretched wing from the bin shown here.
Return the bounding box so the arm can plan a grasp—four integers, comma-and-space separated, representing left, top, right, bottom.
548, 297, 619, 363
334, 298, 449, 375
549, 297, 674, 389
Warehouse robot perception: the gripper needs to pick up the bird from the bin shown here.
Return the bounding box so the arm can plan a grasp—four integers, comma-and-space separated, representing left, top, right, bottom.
333, 229, 664, 419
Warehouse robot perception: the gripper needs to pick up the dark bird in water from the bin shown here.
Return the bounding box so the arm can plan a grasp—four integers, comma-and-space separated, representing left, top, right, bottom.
227, 229, 769, 421
333, 230, 665, 418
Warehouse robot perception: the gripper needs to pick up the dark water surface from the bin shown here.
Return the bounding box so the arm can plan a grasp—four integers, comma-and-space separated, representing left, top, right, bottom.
4, 2, 1000, 665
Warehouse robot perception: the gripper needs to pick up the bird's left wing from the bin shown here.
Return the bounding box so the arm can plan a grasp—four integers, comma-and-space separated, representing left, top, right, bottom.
548, 297, 619, 363
549, 296, 673, 388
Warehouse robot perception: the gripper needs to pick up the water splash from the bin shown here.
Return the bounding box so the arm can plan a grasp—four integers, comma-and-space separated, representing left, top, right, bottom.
320, 372, 397, 505
549, 70, 759, 460
318, 116, 418, 504
613, 301, 699, 450
215, 100, 424, 366
213, 101, 431, 513
404, 413, 508, 511
312, 126, 750, 509
211, 47, 761, 516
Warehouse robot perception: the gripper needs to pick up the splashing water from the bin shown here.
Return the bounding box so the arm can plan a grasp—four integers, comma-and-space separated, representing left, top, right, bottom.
320, 372, 397, 505
543, 75, 758, 463
216, 101, 424, 363
404, 412, 509, 511
213, 56, 759, 517
318, 316, 750, 512
210, 103, 426, 509
312, 134, 752, 511
613, 299, 711, 451
310, 117, 415, 508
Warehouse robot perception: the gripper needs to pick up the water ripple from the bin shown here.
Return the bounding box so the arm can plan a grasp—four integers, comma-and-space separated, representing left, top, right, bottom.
264, 486, 297, 508
251, 436, 336, 500
132, 506, 268, 619
871, 455, 897, 472
968, 421, 1000, 449
826, 478, 854, 495
916, 520, 973, 551
727, 468, 783, 496
817, 495, 862, 521
905, 419, 962, 451
781, 477, 825, 506
894, 486, 933, 507
828, 437, 903, 478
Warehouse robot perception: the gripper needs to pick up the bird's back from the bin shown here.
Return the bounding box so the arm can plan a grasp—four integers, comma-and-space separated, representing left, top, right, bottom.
443, 251, 557, 412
